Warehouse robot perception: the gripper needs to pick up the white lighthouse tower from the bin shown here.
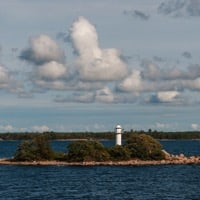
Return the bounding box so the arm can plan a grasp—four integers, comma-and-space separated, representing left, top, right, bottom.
115, 125, 122, 146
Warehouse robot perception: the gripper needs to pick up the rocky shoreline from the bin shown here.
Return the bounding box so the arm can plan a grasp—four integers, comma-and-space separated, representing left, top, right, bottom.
0, 153, 200, 166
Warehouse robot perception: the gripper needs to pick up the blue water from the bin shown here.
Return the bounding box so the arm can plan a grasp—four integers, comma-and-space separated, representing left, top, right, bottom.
0, 140, 199, 199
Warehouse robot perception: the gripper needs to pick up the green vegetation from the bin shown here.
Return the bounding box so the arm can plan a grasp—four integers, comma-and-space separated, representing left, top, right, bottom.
0, 132, 114, 140
124, 134, 165, 160
0, 130, 200, 141
108, 145, 131, 161
67, 141, 110, 162
14, 135, 55, 161
13, 133, 164, 162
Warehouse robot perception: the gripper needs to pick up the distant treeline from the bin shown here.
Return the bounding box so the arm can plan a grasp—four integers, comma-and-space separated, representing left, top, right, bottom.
0, 130, 200, 140
0, 132, 114, 140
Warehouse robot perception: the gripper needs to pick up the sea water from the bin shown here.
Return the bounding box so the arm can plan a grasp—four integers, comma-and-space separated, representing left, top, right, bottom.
0, 140, 199, 199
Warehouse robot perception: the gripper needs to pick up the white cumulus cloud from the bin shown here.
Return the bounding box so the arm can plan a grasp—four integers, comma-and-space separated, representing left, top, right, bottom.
117, 69, 153, 93
20, 35, 69, 90
69, 16, 128, 81
20, 34, 65, 65
36, 61, 67, 80
157, 91, 180, 103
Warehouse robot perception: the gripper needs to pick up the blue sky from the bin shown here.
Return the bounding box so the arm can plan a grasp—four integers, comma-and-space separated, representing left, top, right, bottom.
1, 0, 200, 132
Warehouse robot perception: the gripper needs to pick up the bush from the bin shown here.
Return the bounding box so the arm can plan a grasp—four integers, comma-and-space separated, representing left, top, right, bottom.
108, 145, 131, 161
124, 134, 165, 160
53, 151, 67, 161
14, 140, 37, 161
14, 134, 54, 161
67, 140, 110, 162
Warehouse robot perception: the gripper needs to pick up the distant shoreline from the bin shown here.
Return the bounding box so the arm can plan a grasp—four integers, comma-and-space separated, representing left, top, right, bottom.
0, 138, 200, 142
1, 131, 200, 141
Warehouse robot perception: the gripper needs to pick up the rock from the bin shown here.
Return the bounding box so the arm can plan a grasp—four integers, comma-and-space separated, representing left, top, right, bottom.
179, 153, 185, 158
162, 149, 171, 159
160, 160, 166, 164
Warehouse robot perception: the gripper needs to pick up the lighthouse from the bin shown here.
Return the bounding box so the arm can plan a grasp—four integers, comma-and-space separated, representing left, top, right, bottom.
115, 125, 122, 146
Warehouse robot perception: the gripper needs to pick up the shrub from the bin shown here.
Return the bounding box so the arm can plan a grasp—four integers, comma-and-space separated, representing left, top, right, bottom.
124, 134, 165, 160
53, 151, 67, 161
14, 140, 37, 161
108, 145, 131, 161
67, 140, 110, 162
14, 134, 54, 161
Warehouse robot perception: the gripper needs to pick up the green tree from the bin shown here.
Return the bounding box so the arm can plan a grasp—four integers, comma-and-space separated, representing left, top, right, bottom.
67, 140, 110, 162
32, 135, 54, 160
14, 140, 37, 161
108, 145, 131, 161
14, 134, 54, 161
124, 134, 165, 160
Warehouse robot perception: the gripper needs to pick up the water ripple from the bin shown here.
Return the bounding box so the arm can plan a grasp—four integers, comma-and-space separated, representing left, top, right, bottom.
0, 165, 199, 199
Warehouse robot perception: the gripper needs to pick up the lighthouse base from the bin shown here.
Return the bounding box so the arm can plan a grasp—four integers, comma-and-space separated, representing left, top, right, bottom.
116, 134, 122, 146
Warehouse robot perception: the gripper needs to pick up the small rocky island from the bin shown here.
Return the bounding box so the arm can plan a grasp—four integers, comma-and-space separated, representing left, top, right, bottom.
0, 133, 199, 166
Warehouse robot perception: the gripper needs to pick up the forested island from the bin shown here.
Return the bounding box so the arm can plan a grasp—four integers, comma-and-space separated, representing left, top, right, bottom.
0, 133, 199, 166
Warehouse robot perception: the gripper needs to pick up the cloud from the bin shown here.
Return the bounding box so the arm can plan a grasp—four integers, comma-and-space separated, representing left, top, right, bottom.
182, 51, 192, 59
153, 56, 165, 62
115, 58, 200, 104
0, 64, 22, 93
54, 87, 115, 103
20, 17, 128, 94
187, 0, 200, 16
20, 34, 65, 65
158, 0, 200, 17
191, 123, 200, 130
123, 9, 150, 20
158, 0, 185, 16
54, 92, 95, 103
155, 122, 169, 130
33, 79, 66, 90
19, 35, 70, 91
31, 61, 69, 90
56, 32, 69, 43
0, 124, 15, 132
182, 78, 200, 91
0, 65, 12, 89
117, 70, 146, 93
95, 87, 115, 103
69, 16, 128, 81
16, 16, 200, 105
141, 60, 185, 81
35, 61, 67, 81
149, 91, 181, 103
141, 60, 200, 84
32, 125, 50, 133
187, 64, 200, 79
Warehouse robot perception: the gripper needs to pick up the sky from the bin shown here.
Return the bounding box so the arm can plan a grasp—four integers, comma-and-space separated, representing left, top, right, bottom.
1, 0, 200, 133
